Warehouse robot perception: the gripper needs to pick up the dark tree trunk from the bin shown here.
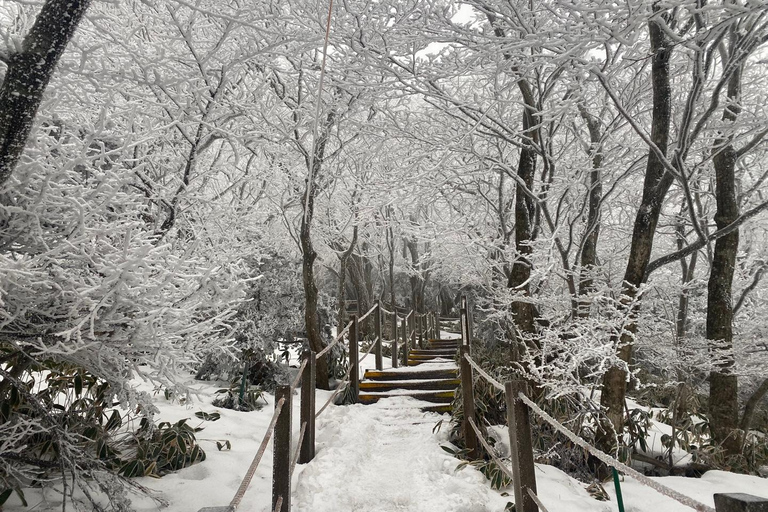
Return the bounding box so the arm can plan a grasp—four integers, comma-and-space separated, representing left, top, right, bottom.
597, 15, 674, 454
0, 0, 91, 187
334, 227, 358, 329
576, 101, 604, 318
707, 50, 741, 455
300, 107, 336, 390
507, 77, 539, 345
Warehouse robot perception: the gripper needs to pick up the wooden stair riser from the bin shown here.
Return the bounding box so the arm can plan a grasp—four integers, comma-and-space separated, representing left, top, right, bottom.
408, 353, 456, 361
363, 369, 458, 381
409, 349, 457, 356
359, 379, 460, 392
358, 391, 455, 405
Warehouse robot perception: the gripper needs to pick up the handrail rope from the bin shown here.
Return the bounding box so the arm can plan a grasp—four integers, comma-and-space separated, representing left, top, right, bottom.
272, 495, 283, 512
358, 335, 378, 363
527, 489, 550, 512
517, 392, 715, 512
316, 350, 356, 418
316, 321, 353, 359
467, 417, 515, 481
316, 380, 349, 417
463, 353, 505, 392
357, 303, 378, 323
229, 397, 287, 510
290, 359, 308, 392
290, 421, 307, 478
380, 306, 395, 316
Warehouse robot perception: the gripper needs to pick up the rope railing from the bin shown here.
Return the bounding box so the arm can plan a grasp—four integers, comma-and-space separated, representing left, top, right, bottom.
228, 396, 287, 510
272, 496, 283, 512
290, 422, 307, 478
517, 392, 716, 512
290, 359, 308, 392
463, 353, 504, 392
317, 379, 349, 417
357, 303, 378, 323
316, 321, 352, 359
468, 417, 514, 481
358, 335, 378, 363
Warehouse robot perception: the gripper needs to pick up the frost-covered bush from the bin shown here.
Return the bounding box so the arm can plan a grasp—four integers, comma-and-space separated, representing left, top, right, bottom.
0, 128, 244, 507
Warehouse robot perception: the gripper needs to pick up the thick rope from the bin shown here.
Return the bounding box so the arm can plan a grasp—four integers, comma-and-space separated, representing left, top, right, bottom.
272, 495, 283, 512
463, 353, 505, 392
316, 321, 352, 359
358, 336, 378, 363
290, 421, 307, 477
517, 393, 715, 512
467, 417, 515, 481
316, 380, 349, 417
290, 359, 308, 392
528, 489, 550, 512
229, 397, 286, 510
357, 304, 378, 323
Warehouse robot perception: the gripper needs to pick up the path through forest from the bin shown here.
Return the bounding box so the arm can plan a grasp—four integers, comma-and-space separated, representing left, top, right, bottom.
291, 396, 509, 512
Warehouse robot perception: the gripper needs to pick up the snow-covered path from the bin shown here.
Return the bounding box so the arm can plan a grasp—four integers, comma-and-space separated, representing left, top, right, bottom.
292, 397, 510, 512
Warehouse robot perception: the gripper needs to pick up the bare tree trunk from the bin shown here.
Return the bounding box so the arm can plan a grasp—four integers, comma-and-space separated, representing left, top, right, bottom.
576, 100, 604, 318
300, 106, 337, 390
597, 14, 674, 455
707, 45, 741, 455
507, 77, 540, 345
334, 227, 358, 329
0, 0, 91, 187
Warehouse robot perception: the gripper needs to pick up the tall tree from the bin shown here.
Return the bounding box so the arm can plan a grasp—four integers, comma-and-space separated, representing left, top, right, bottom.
0, 0, 90, 186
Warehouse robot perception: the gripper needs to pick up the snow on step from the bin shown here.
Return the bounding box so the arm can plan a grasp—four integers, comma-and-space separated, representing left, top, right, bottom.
292, 397, 509, 512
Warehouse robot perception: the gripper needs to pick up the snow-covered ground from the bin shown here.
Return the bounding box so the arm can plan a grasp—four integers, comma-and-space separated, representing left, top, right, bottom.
5, 332, 768, 512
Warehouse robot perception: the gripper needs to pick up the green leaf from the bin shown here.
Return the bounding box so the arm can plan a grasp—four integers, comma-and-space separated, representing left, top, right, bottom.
0, 489, 13, 506
195, 411, 221, 422
74, 374, 83, 397
106, 410, 122, 431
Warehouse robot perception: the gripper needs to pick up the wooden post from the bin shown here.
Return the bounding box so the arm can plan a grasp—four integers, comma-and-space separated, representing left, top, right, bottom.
505, 381, 538, 512
410, 312, 416, 355
391, 310, 398, 368
272, 385, 291, 512
418, 314, 424, 348
460, 297, 470, 348
460, 295, 471, 347
374, 301, 383, 371
714, 494, 768, 512
349, 314, 359, 402
402, 312, 409, 367
459, 346, 478, 459
299, 351, 315, 463
436, 311, 441, 340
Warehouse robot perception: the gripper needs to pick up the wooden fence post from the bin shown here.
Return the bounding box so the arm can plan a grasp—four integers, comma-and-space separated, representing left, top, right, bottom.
459, 346, 478, 459
505, 380, 538, 512
300, 351, 315, 464
402, 312, 409, 366
350, 314, 359, 402
436, 311, 441, 339
418, 314, 424, 348
410, 312, 416, 354
460, 297, 469, 348
391, 309, 398, 368
374, 301, 383, 371
273, 385, 291, 512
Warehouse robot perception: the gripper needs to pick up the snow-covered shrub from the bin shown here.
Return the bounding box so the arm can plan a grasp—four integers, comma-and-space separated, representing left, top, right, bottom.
0, 127, 244, 507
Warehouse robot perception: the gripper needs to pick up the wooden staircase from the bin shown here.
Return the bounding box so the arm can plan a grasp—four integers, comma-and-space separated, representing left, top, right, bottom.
358, 338, 460, 413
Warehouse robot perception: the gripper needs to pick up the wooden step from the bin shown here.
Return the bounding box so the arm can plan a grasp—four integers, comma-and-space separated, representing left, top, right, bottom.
408, 353, 455, 361
358, 390, 456, 405
359, 378, 460, 392
409, 349, 457, 356
363, 368, 458, 381
407, 359, 457, 366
